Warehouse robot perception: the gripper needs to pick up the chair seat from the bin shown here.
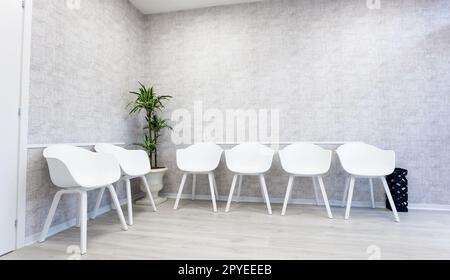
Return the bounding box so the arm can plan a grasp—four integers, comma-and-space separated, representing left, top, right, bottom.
284, 166, 330, 176
76, 174, 120, 189
124, 170, 149, 178
228, 167, 268, 175
344, 167, 393, 177
179, 166, 218, 173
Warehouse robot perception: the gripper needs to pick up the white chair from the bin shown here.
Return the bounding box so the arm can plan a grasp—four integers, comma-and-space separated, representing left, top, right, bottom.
174, 143, 223, 212
92, 144, 157, 226
279, 143, 333, 218
225, 143, 275, 214
336, 142, 400, 222
40, 145, 128, 255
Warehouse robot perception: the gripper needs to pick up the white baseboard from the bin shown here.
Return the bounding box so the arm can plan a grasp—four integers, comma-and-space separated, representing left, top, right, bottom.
408, 203, 450, 211
162, 193, 450, 212
25, 197, 129, 246
162, 193, 386, 208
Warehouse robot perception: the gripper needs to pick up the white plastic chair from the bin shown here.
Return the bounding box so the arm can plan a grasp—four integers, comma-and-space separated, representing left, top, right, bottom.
174, 143, 223, 212
279, 143, 333, 218
225, 143, 275, 214
40, 145, 128, 255
336, 142, 400, 222
92, 144, 157, 226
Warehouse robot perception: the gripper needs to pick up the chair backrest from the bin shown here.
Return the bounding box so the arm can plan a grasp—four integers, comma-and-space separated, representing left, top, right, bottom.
279, 143, 332, 174
43, 145, 121, 188
225, 143, 275, 173
336, 142, 395, 175
176, 143, 223, 171
95, 144, 151, 176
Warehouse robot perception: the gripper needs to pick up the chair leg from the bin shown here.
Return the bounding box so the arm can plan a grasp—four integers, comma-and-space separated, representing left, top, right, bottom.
313, 177, 320, 206
39, 190, 64, 243
317, 176, 333, 219
260, 183, 267, 204
341, 177, 350, 208
141, 176, 157, 212
282, 176, 295, 216
381, 177, 400, 223
91, 187, 106, 220
174, 173, 188, 210
345, 176, 356, 220
226, 175, 238, 213
79, 191, 88, 255
259, 175, 272, 215
236, 175, 243, 202
125, 179, 133, 226
110, 184, 117, 210
212, 173, 219, 199
107, 185, 129, 231
76, 193, 82, 228
192, 174, 197, 201
208, 173, 218, 213
369, 178, 376, 209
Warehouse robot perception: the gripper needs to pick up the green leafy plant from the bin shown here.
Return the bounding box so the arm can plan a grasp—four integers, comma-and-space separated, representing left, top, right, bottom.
129, 82, 172, 169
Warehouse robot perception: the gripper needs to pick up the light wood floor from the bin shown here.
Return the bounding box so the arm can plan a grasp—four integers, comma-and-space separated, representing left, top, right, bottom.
3, 199, 450, 260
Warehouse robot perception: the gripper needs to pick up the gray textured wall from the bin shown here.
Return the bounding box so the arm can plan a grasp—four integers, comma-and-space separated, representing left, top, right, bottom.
144, 0, 450, 205
29, 0, 145, 144
26, 0, 146, 238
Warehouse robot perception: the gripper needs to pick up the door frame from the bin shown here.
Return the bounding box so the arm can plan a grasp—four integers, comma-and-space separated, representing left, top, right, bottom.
16, 0, 33, 249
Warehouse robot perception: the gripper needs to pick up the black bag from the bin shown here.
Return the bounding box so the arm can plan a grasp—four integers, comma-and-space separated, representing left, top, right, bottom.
386, 168, 408, 212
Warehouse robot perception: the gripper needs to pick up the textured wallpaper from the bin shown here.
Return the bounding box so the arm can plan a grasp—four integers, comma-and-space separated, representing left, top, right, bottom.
144, 0, 450, 205
26, 0, 146, 237
29, 0, 145, 144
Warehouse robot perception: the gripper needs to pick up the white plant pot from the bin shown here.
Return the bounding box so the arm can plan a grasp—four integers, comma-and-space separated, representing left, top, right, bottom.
137, 167, 168, 206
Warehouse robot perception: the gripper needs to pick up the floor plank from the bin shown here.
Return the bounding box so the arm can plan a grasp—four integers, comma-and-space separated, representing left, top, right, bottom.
3, 199, 450, 260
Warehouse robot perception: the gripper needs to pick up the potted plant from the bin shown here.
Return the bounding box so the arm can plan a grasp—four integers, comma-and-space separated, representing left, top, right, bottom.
129, 82, 172, 205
